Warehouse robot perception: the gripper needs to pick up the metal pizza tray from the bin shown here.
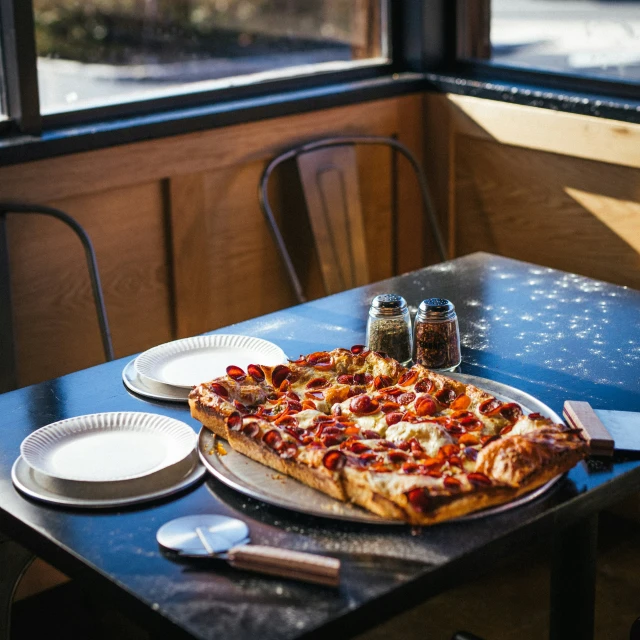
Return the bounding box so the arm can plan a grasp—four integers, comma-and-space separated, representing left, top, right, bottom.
198, 374, 563, 525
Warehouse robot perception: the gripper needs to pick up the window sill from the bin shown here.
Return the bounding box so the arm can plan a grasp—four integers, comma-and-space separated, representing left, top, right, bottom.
423, 70, 640, 126
0, 69, 638, 167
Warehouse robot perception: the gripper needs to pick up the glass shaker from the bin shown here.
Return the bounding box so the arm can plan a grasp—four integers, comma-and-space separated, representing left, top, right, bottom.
413, 298, 461, 371
366, 294, 412, 365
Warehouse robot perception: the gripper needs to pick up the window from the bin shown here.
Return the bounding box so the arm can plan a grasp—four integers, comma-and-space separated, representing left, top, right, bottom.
0, 35, 7, 119
34, 0, 389, 115
489, 0, 640, 83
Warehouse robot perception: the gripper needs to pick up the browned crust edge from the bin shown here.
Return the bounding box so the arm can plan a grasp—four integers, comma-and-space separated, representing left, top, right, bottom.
227, 430, 347, 502
188, 397, 230, 440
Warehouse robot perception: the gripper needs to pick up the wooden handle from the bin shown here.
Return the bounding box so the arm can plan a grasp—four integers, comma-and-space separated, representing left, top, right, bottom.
563, 400, 614, 457
227, 545, 340, 587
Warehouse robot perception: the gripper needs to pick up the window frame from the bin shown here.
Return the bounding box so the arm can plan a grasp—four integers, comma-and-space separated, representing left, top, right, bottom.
0, 0, 637, 153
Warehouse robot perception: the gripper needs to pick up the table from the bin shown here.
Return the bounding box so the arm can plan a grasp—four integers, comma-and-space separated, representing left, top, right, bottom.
1, 252, 639, 640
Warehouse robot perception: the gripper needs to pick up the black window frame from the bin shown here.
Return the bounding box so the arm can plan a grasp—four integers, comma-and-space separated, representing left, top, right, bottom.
0, 0, 637, 161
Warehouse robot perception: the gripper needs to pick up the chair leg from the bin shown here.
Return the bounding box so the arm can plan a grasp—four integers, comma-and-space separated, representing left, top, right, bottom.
0, 537, 34, 640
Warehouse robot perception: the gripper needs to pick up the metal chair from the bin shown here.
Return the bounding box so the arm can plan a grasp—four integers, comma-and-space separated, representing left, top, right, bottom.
0, 201, 114, 393
0, 201, 114, 640
259, 135, 447, 304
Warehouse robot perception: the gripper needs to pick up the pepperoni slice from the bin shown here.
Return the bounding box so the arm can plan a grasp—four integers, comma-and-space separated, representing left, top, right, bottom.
233, 400, 249, 414
353, 372, 373, 386
271, 365, 292, 389
337, 374, 354, 385
349, 395, 380, 415
528, 412, 544, 420
443, 476, 462, 490
408, 438, 425, 454
247, 364, 265, 381
414, 395, 437, 416
448, 455, 463, 468
445, 423, 464, 436
388, 450, 410, 464
401, 462, 419, 474
439, 443, 460, 458
500, 425, 513, 436
323, 450, 346, 471
361, 429, 380, 439
227, 411, 242, 431
321, 434, 343, 447
467, 472, 492, 486
350, 344, 367, 355
451, 394, 471, 410
435, 388, 457, 406
385, 412, 404, 426
241, 421, 261, 439
381, 401, 400, 413
275, 414, 298, 427
459, 416, 483, 431
374, 375, 393, 390
420, 457, 443, 469
305, 391, 325, 401
406, 488, 430, 513
226, 365, 246, 381
414, 378, 434, 394
458, 433, 480, 446
398, 370, 419, 387
207, 382, 229, 398
348, 441, 371, 454
500, 403, 523, 424
397, 392, 416, 406
263, 429, 283, 450
301, 400, 317, 411
283, 425, 305, 441
479, 397, 502, 415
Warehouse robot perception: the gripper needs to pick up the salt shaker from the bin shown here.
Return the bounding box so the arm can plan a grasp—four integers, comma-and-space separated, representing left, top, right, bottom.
413, 298, 461, 371
366, 294, 412, 365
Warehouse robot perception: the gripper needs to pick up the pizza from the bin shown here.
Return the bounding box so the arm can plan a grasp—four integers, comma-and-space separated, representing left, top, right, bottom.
189, 346, 587, 525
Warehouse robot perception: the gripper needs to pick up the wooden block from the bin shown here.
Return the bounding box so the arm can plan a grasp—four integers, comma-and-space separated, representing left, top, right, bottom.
563, 400, 615, 457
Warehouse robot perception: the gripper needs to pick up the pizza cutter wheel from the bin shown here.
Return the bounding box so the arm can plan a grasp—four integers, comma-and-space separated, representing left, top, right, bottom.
156, 515, 340, 587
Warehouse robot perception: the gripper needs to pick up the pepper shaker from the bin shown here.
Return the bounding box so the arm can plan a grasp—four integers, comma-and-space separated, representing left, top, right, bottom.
366, 294, 412, 365
413, 298, 461, 371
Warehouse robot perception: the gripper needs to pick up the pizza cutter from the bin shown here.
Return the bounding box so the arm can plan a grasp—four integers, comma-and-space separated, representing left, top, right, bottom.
156, 514, 340, 587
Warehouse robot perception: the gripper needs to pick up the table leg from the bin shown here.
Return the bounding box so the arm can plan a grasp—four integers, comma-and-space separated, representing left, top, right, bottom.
0, 536, 34, 640
549, 513, 598, 640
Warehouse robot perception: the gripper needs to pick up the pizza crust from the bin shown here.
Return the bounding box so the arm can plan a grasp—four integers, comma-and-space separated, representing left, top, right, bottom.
189, 349, 588, 525
227, 430, 347, 502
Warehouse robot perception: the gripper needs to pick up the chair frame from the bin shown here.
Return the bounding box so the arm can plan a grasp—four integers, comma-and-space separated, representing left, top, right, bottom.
259, 135, 448, 304
0, 202, 114, 392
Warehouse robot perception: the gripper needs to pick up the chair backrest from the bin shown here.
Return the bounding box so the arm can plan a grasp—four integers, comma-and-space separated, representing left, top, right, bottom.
0, 202, 114, 393
259, 135, 447, 304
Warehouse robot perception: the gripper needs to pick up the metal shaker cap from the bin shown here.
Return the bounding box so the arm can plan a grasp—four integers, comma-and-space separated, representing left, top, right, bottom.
370, 294, 408, 316
417, 298, 456, 320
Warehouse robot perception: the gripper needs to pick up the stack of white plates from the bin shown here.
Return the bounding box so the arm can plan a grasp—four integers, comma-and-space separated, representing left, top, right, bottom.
122, 334, 287, 402
12, 412, 204, 508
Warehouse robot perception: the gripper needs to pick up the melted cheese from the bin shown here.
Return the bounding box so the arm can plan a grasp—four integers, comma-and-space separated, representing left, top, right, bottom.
384, 421, 453, 457
292, 409, 326, 430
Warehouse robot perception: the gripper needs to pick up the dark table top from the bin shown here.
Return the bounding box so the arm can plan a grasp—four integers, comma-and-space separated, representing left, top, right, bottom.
1, 252, 640, 640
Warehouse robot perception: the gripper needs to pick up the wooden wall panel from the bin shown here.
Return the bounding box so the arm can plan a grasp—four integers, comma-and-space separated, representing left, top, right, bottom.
425, 93, 640, 292
7, 182, 173, 386
454, 137, 640, 290
0, 96, 426, 386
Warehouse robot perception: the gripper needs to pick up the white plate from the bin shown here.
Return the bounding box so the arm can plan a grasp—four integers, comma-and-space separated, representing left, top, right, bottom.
134, 335, 287, 389
21, 412, 197, 483
12, 454, 205, 508
122, 359, 190, 403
